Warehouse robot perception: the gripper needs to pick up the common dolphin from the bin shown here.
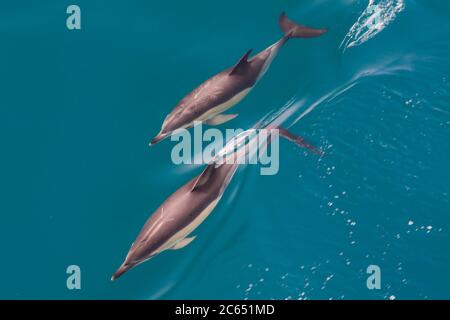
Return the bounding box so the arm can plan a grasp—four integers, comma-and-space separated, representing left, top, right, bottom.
149, 13, 327, 145
112, 126, 323, 280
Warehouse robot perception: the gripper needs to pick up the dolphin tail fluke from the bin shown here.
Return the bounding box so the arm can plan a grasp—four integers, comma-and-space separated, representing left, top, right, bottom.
278, 127, 324, 157
111, 263, 132, 281
279, 12, 327, 39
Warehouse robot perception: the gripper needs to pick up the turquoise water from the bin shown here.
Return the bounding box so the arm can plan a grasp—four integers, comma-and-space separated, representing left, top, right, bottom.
1, 0, 449, 299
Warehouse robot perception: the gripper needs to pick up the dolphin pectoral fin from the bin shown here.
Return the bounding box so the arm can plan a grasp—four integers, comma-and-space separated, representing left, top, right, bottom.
230, 49, 252, 76
205, 114, 239, 126
277, 127, 324, 157
171, 236, 196, 250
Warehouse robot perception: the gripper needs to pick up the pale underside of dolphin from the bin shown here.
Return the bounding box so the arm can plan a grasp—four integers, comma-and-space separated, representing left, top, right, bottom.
149, 13, 327, 145
112, 127, 323, 280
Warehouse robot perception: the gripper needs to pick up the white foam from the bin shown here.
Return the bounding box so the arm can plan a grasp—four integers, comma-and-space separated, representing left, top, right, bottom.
340, 0, 405, 50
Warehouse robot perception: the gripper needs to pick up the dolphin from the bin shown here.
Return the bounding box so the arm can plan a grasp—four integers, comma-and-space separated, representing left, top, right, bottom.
112, 125, 323, 280
149, 13, 327, 145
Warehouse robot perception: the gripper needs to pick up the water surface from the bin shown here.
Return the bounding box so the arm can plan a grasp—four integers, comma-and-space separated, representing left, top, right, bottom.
0, 0, 449, 299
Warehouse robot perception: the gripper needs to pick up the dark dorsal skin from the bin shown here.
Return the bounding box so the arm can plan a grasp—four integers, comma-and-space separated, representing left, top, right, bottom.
159, 45, 281, 134
131, 163, 236, 259
111, 163, 238, 280
113, 126, 325, 280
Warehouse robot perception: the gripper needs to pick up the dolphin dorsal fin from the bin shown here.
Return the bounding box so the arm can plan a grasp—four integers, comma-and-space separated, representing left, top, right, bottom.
191, 165, 215, 192
229, 49, 252, 76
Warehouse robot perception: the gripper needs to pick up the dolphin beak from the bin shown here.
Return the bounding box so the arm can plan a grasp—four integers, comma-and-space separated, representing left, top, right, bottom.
111, 263, 132, 281
149, 132, 169, 146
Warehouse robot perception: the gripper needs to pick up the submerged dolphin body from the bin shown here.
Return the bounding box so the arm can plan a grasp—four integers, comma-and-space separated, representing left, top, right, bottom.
149, 13, 327, 145
112, 126, 323, 280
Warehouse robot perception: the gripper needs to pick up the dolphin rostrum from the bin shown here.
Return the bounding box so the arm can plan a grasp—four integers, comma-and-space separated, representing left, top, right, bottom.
149, 13, 327, 145
112, 125, 323, 280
